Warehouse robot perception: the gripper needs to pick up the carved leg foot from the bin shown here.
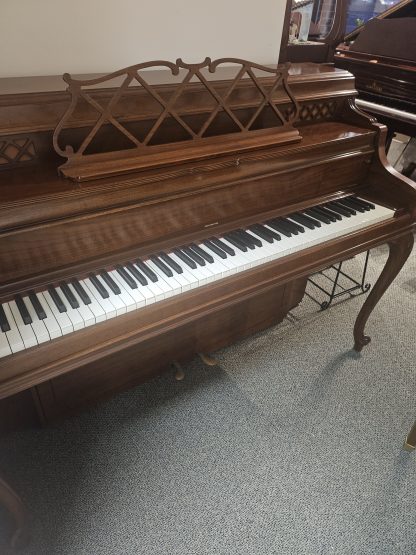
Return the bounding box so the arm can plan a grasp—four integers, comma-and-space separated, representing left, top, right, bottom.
0, 477, 27, 549
403, 420, 416, 452
353, 233, 414, 352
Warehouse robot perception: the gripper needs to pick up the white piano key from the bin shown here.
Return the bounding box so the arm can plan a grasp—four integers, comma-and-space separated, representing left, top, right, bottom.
168, 254, 201, 289
105, 288, 128, 316
145, 260, 181, 297
117, 267, 147, 307
0, 331, 11, 358
122, 266, 157, 305
55, 286, 85, 330
108, 271, 138, 311
196, 244, 231, 278
8, 300, 38, 349
78, 279, 107, 323
135, 267, 166, 301
32, 293, 62, 340
1, 303, 25, 354
23, 295, 50, 344
42, 291, 74, 335
66, 283, 96, 326
82, 278, 117, 320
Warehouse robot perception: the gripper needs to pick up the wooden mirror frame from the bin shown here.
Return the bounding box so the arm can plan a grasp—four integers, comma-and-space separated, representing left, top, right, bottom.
279, 0, 348, 63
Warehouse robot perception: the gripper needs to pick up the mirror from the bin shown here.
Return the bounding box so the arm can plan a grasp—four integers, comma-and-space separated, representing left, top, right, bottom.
289, 0, 339, 44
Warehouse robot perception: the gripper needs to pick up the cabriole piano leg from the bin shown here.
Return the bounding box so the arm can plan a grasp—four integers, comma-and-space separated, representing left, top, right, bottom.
353, 233, 414, 352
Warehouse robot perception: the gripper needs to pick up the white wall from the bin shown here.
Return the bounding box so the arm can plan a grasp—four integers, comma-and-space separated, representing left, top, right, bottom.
0, 1, 286, 78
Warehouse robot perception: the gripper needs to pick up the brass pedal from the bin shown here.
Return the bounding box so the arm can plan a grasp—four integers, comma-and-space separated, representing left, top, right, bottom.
198, 352, 218, 367
172, 362, 185, 381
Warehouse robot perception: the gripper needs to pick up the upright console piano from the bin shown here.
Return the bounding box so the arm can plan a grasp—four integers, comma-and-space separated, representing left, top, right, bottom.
335, 0, 416, 146
0, 59, 415, 425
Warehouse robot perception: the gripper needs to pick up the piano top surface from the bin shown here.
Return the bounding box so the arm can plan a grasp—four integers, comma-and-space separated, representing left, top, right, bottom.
0, 63, 345, 97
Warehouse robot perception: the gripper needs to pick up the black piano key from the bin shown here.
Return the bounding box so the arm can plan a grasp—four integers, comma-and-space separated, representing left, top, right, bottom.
315, 205, 342, 221
116, 265, 138, 288
305, 208, 331, 225
48, 287, 67, 313
249, 224, 274, 243
265, 219, 293, 237
337, 199, 361, 214
15, 294, 32, 325
232, 230, 256, 250
136, 260, 158, 283
0, 304, 11, 333
288, 213, 318, 230
190, 244, 214, 264
150, 256, 174, 277
346, 196, 372, 211
203, 240, 227, 259
28, 291, 47, 320
173, 248, 198, 270
326, 202, 352, 217
182, 247, 206, 266
126, 263, 148, 285
89, 274, 110, 298
298, 212, 322, 228
224, 233, 248, 252
280, 217, 305, 234
60, 281, 80, 309
237, 229, 262, 248
159, 253, 183, 274
259, 224, 281, 241
352, 197, 375, 210
210, 237, 235, 256
71, 279, 92, 305
100, 270, 121, 294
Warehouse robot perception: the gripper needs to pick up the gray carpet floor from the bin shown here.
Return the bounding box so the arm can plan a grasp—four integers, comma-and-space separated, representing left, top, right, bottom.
0, 245, 415, 555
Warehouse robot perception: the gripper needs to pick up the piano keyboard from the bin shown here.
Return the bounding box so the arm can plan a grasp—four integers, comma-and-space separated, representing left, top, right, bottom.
0, 196, 394, 359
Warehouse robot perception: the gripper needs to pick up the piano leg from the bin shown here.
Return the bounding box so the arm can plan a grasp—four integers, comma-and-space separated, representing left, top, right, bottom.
0, 476, 27, 548
353, 232, 414, 352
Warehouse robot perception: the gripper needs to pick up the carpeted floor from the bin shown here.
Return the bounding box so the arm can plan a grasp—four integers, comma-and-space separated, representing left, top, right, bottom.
0, 245, 415, 555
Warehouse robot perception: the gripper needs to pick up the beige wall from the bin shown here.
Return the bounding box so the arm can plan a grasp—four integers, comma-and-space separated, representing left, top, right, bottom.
0, 1, 286, 78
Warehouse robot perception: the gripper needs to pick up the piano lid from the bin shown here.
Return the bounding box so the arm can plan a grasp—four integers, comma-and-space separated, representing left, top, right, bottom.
344, 0, 416, 43
348, 17, 416, 62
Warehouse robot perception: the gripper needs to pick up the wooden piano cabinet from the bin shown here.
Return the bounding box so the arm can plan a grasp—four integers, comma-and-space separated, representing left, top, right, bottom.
33, 277, 307, 422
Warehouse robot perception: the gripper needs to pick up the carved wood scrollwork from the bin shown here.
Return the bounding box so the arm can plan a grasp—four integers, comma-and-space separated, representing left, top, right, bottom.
0, 137, 37, 169
53, 58, 301, 181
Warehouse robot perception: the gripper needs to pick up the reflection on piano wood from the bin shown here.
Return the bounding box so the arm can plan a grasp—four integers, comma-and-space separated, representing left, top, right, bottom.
0, 59, 415, 423
335, 0, 416, 141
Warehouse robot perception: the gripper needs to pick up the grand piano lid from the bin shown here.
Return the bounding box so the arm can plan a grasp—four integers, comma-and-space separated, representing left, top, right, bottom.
343, 0, 416, 43
348, 17, 416, 62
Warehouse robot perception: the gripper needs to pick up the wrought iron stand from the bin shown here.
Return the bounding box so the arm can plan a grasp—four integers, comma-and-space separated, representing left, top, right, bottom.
308, 250, 371, 310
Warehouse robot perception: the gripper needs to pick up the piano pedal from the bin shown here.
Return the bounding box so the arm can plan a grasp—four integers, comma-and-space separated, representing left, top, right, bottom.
198, 352, 218, 367
172, 362, 185, 381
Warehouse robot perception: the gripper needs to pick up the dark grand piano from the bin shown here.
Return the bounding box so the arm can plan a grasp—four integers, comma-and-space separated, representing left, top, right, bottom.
0, 58, 416, 546
334, 0, 416, 146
